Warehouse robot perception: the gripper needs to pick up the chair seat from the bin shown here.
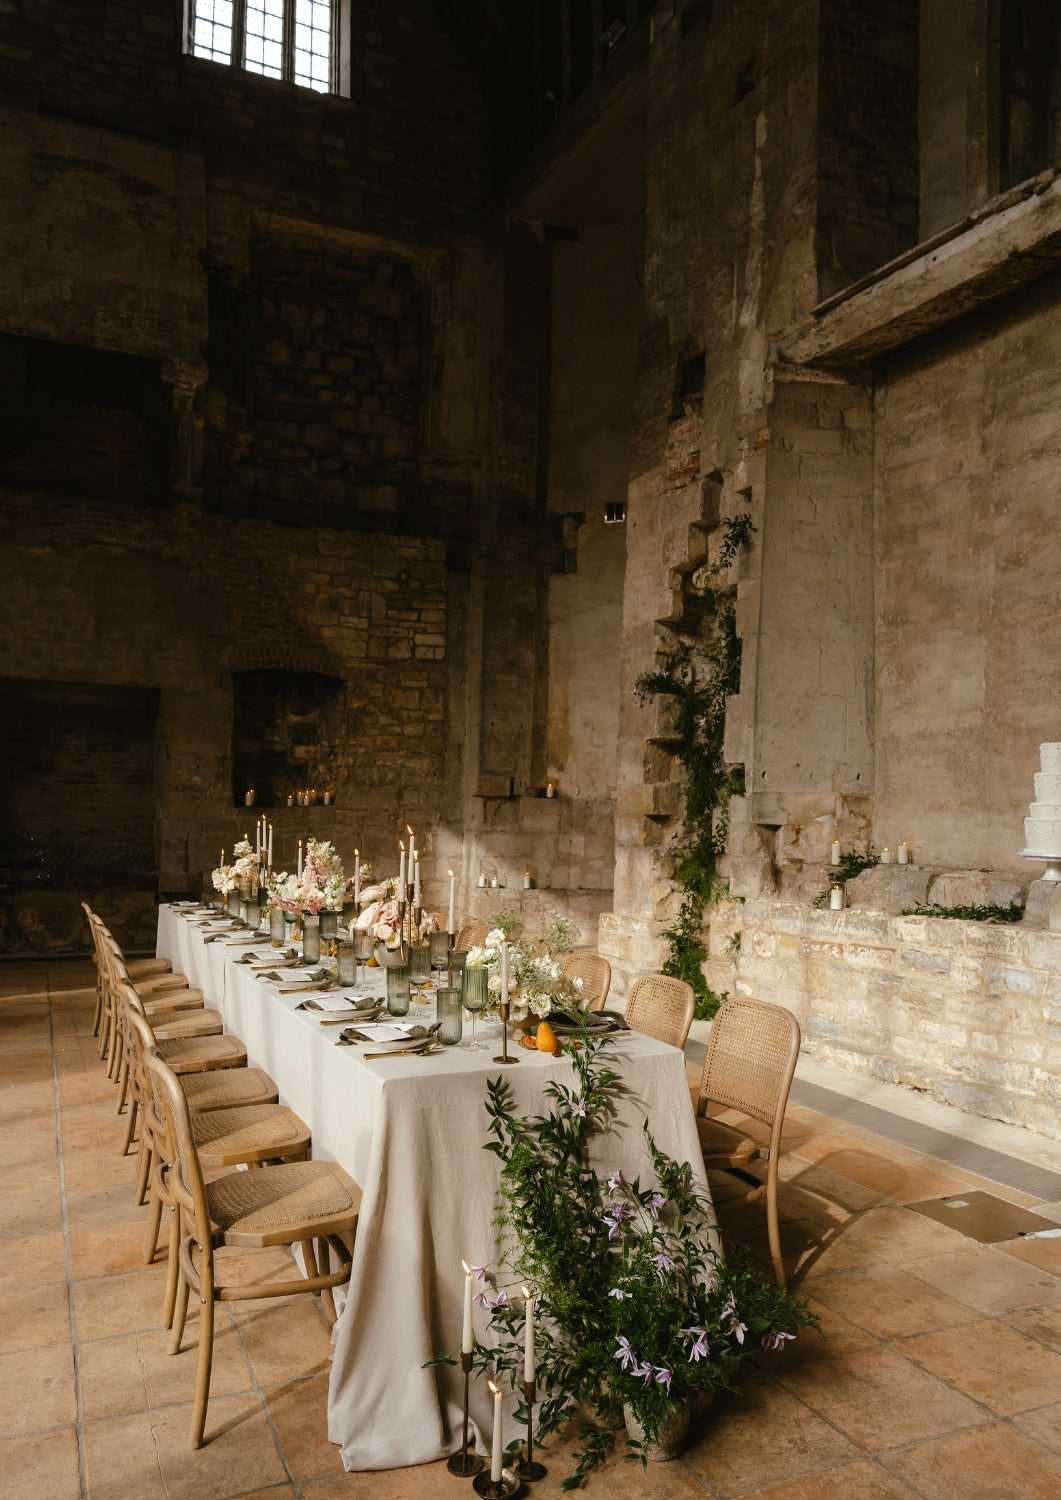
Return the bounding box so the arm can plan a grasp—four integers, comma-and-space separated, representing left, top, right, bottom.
143, 990, 206, 1015
127, 958, 173, 978
149, 1009, 224, 1040
192, 1105, 310, 1164
181, 1067, 279, 1113
696, 1114, 761, 1165
136, 972, 191, 995
205, 1160, 361, 1247
155, 1034, 247, 1073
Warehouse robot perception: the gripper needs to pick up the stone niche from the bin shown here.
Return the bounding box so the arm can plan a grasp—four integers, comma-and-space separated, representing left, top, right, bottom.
0, 679, 161, 953
231, 669, 345, 808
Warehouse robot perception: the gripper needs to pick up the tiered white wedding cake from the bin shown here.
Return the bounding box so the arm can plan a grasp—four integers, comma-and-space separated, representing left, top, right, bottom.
1023, 743, 1061, 855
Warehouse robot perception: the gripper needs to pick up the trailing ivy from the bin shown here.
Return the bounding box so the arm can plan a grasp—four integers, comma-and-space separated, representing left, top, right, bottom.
635, 513, 755, 1020
899, 900, 1024, 924
811, 847, 878, 908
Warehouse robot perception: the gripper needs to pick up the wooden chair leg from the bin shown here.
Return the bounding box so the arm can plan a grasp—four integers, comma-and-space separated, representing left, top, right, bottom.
317, 1237, 337, 1325
765, 1156, 784, 1287
143, 1186, 164, 1264
114, 1060, 130, 1116
121, 1094, 139, 1155
190, 1268, 215, 1449
134, 1138, 152, 1204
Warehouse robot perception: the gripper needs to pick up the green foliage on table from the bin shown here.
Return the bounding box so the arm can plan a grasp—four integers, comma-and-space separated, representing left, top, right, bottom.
899, 900, 1024, 924
488, 905, 519, 938
461, 1032, 818, 1489
635, 513, 755, 1019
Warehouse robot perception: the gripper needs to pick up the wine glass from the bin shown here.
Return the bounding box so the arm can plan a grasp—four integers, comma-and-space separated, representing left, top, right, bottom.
407, 943, 432, 1012
429, 929, 452, 990
460, 965, 489, 1051
352, 927, 374, 990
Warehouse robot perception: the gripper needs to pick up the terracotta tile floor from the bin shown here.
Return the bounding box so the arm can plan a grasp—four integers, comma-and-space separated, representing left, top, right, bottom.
3, 959, 1061, 1498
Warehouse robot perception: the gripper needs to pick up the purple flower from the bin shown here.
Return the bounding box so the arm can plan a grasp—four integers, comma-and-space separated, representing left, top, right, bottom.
608, 1287, 631, 1301
633, 1360, 655, 1385
472, 1290, 488, 1307
569, 1095, 588, 1119
654, 1367, 673, 1394
471, 1265, 488, 1281
606, 1169, 624, 1193
647, 1193, 665, 1220
615, 1336, 636, 1371
486, 1289, 508, 1311
603, 1200, 630, 1241
761, 1329, 795, 1352
650, 1252, 676, 1273
684, 1327, 709, 1362
722, 1291, 747, 1346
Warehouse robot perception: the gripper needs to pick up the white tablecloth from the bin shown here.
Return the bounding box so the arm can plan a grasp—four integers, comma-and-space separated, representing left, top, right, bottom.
156, 904, 712, 1471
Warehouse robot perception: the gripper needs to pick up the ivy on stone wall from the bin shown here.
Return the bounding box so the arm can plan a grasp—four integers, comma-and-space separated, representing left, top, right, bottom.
635, 513, 755, 1018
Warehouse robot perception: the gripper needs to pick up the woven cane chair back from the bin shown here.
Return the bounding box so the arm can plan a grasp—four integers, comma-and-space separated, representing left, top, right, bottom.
455, 923, 489, 950
625, 973, 696, 1050
696, 996, 800, 1128
560, 953, 612, 1012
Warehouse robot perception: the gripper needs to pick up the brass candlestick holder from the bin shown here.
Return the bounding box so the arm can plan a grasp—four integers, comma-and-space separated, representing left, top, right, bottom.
472, 1470, 521, 1499
516, 1379, 546, 1481
446, 1351, 485, 1478
493, 1000, 519, 1065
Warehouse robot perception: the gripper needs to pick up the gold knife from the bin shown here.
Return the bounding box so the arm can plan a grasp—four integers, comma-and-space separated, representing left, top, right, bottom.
278, 979, 337, 996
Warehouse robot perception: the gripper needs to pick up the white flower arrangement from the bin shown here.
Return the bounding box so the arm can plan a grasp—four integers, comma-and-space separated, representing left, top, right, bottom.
464, 913, 585, 1023
211, 864, 238, 895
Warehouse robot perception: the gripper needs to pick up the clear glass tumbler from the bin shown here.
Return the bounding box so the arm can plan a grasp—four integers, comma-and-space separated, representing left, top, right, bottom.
336, 934, 357, 986
386, 965, 410, 1016
408, 943, 432, 1010
303, 914, 321, 965
436, 987, 463, 1045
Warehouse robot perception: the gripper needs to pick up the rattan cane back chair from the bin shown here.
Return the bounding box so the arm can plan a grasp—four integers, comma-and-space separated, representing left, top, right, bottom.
560, 953, 611, 1012
82, 902, 173, 1038
625, 973, 696, 1050
455, 922, 489, 950
695, 996, 801, 1286
145, 1049, 362, 1447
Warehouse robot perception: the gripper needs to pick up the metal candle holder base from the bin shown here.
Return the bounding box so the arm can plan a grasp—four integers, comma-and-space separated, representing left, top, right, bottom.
471, 1470, 521, 1499
446, 1351, 485, 1478
515, 1379, 547, 1481
493, 1002, 519, 1065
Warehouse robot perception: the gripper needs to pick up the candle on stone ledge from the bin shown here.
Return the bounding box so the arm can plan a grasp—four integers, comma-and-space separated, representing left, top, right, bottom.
879, 847, 893, 865
830, 885, 844, 910
245, 789, 254, 807
477, 871, 486, 889
523, 871, 532, 890
546, 782, 555, 799
898, 842, 910, 865
830, 840, 841, 865
448, 870, 456, 933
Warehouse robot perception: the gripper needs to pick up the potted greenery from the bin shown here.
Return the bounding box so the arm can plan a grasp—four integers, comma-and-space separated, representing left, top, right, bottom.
445, 1033, 818, 1489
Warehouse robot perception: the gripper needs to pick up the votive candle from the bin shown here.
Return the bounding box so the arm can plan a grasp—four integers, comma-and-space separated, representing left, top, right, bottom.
830, 840, 841, 865
879, 847, 893, 865
898, 842, 910, 865
523, 871, 531, 889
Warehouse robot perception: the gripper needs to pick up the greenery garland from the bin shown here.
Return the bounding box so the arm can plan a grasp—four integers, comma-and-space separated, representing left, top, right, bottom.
634, 513, 755, 1018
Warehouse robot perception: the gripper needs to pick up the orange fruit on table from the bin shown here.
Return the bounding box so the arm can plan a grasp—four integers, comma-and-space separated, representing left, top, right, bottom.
535, 1020, 558, 1052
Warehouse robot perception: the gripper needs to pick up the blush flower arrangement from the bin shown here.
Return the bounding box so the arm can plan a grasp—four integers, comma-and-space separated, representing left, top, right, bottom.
450, 1034, 818, 1488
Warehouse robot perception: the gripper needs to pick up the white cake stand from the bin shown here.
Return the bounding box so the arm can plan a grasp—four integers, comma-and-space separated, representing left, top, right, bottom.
1021, 850, 1061, 882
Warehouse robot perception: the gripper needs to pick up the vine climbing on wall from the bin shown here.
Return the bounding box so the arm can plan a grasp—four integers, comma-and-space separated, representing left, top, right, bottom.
634, 512, 755, 1018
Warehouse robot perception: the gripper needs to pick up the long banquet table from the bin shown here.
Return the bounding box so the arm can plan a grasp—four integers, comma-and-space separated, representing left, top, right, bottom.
157, 902, 713, 1472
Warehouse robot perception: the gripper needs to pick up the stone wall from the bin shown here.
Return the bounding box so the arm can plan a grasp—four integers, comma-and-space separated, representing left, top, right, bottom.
707, 895, 1061, 1140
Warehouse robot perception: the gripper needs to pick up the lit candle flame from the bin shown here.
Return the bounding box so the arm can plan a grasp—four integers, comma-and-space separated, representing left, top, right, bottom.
487, 1379, 499, 1397
521, 1285, 531, 1299
462, 1258, 471, 1274
448, 869, 453, 878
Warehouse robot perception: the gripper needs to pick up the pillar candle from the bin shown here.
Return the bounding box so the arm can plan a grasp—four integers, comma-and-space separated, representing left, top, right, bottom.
354, 850, 360, 905
488, 1380, 503, 1483
477, 871, 486, 888
448, 870, 456, 933
830, 840, 841, 865
267, 825, 273, 869
546, 782, 555, 798
523, 871, 531, 890
830, 885, 844, 910
413, 851, 421, 906
898, 842, 910, 865
523, 1286, 535, 1383
398, 842, 406, 893
461, 1260, 473, 1354
879, 847, 893, 865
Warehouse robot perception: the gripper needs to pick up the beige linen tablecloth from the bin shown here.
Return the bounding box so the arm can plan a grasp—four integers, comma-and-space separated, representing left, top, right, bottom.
156, 904, 713, 1472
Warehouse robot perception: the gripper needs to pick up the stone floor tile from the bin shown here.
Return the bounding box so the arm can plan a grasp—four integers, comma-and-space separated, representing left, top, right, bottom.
149, 1393, 290, 1498
769, 1344, 987, 1451
0, 1344, 77, 1435
80, 1320, 254, 1420
73, 1269, 169, 1342
62, 1149, 139, 1192
883, 1420, 1061, 1498
789, 1138, 969, 1205
807, 1265, 978, 1341
82, 1410, 171, 1500
0, 1425, 81, 1500
900, 1318, 1061, 1415
264, 1376, 344, 1478
0, 1159, 61, 1197
0, 1232, 67, 1292
996, 1233, 1061, 1276
907, 1247, 1061, 1316
681, 1367, 860, 1494
840, 1203, 972, 1263
1013, 1402, 1061, 1454
231, 1297, 334, 1385
0, 1279, 71, 1354
0, 1188, 64, 1239
753, 1459, 921, 1498
69, 1224, 156, 1279
64, 1184, 148, 1232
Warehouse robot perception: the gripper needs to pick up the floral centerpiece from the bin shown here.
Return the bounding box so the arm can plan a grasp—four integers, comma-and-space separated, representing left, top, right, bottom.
351, 876, 440, 951
433, 1034, 818, 1488
210, 861, 238, 896
231, 838, 261, 887
303, 838, 349, 912
464, 909, 584, 1024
